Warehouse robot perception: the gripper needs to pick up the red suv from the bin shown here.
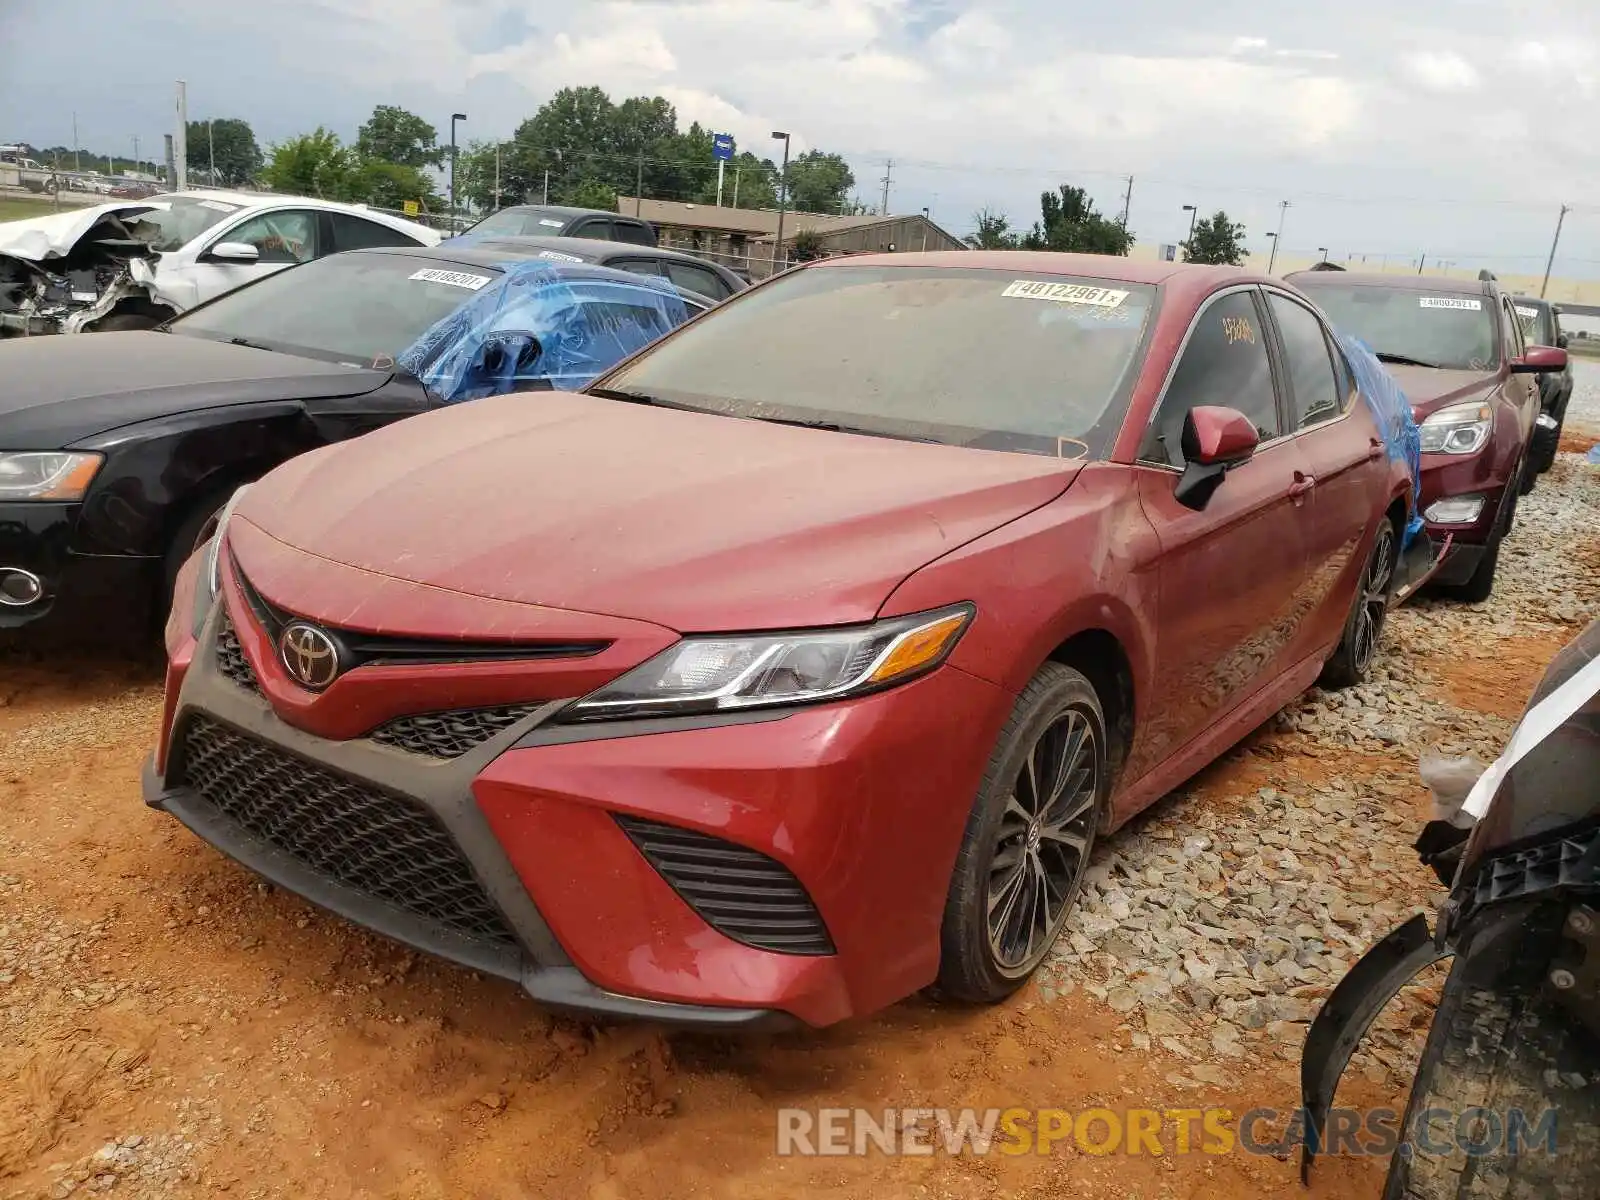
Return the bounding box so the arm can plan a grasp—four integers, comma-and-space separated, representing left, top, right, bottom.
148, 254, 1416, 1027
1288, 270, 1566, 601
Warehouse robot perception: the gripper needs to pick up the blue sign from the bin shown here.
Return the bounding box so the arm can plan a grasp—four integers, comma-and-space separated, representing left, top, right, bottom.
712, 133, 735, 162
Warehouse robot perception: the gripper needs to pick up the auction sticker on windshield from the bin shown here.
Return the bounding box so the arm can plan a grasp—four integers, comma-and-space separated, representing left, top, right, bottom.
1516, 305, 1539, 320
1419, 297, 1482, 310
408, 268, 492, 290
538, 250, 586, 263
1002, 280, 1129, 308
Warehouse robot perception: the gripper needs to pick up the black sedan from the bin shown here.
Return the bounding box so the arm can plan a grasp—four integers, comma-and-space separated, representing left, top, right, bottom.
457, 233, 750, 302
0, 242, 704, 643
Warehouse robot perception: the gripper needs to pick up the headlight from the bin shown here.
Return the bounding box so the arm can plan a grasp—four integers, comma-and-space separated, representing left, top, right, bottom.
560, 604, 975, 722
192, 485, 252, 630
1418, 402, 1493, 455
0, 451, 103, 501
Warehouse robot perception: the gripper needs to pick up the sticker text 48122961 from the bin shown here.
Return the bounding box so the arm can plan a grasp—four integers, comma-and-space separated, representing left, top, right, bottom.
1002, 280, 1129, 308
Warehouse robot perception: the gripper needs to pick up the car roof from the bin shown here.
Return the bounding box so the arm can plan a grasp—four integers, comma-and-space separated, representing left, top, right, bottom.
462, 234, 730, 269
1509, 294, 1551, 308
478, 204, 639, 221
1287, 269, 1498, 296
166, 189, 436, 231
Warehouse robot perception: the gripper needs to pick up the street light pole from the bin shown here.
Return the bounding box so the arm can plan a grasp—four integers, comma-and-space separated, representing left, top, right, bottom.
449, 113, 467, 226
1266, 200, 1290, 273
921, 206, 929, 252
1540, 204, 1570, 299
1181, 203, 1197, 256
1317, 246, 1329, 263
771, 130, 791, 273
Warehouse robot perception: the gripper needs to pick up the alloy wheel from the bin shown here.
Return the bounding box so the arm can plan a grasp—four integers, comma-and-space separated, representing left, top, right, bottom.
1352, 524, 1395, 675
986, 707, 1099, 974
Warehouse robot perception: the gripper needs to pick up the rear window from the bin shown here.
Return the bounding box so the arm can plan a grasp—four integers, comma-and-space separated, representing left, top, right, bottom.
466, 208, 571, 237
1295, 281, 1498, 371
601, 266, 1157, 458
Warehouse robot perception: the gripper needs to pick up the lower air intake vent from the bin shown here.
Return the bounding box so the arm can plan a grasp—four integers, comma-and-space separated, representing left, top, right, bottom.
369, 705, 544, 759
175, 716, 518, 947
615, 815, 834, 955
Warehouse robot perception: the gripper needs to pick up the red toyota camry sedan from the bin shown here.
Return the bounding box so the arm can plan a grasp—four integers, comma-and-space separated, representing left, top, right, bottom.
147, 253, 1416, 1028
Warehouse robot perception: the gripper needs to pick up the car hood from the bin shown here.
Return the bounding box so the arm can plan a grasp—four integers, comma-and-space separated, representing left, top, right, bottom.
0, 331, 392, 449
237, 390, 1080, 631
1383, 365, 1500, 418
0, 201, 166, 262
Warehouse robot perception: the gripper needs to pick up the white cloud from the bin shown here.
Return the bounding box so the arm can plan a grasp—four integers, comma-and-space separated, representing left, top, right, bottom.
1400, 50, 1481, 92
1230, 36, 1270, 55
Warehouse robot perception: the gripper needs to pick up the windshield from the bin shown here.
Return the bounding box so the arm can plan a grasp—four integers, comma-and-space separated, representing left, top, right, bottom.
1513, 300, 1556, 347
466, 208, 571, 237
1296, 282, 1498, 371
126, 195, 244, 252
172, 252, 501, 364
599, 266, 1157, 457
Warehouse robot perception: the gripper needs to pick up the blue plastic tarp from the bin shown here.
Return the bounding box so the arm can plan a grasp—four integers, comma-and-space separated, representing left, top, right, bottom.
1337, 332, 1425, 548
396, 261, 690, 404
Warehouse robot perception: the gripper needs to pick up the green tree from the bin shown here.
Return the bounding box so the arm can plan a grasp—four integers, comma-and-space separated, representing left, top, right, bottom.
1182, 210, 1248, 266
728, 151, 778, 209
186, 118, 262, 186
356, 105, 442, 169
783, 149, 854, 214
262, 128, 356, 198
352, 159, 441, 211
453, 139, 507, 211
1021, 185, 1134, 255
790, 229, 827, 262
964, 208, 1019, 249
569, 178, 619, 211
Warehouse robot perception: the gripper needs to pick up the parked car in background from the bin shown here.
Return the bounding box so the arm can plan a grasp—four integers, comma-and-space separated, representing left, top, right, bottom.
1511, 294, 1574, 475
454, 204, 657, 246
147, 253, 1417, 1028
1288, 270, 1562, 602
0, 191, 441, 337
457, 234, 747, 302
0, 246, 703, 642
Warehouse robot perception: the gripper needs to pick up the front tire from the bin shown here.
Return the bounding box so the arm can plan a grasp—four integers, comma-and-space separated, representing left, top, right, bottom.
1320, 516, 1396, 689
937, 662, 1108, 1003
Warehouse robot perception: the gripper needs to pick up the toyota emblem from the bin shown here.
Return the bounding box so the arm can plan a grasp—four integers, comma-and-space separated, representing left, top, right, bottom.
279, 622, 342, 690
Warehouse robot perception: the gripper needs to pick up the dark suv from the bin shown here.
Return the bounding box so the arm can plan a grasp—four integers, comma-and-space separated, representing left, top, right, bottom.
1290, 270, 1566, 602
454, 205, 657, 246
1511, 295, 1575, 474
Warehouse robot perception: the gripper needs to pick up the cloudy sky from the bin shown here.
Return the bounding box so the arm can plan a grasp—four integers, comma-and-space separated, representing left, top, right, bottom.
3, 0, 1598, 276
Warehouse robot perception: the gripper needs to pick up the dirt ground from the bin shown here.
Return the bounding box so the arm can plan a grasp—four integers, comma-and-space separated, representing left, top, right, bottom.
2, 466, 1596, 1198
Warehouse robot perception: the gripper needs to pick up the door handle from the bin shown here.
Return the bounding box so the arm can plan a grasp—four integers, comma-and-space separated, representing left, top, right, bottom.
1288, 472, 1316, 500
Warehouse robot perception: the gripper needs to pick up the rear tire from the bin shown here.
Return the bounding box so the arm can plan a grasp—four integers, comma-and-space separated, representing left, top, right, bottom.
1320, 516, 1397, 689
937, 662, 1108, 1004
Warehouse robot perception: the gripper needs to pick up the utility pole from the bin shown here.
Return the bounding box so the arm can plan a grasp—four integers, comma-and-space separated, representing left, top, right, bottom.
635, 146, 644, 216
173, 80, 188, 190
1540, 203, 1570, 299
1266, 200, 1289, 273
132, 135, 140, 175
1417, 252, 1426, 275
733, 163, 742, 208
1121, 175, 1133, 226
493, 144, 502, 210
772, 131, 792, 272
72, 112, 80, 172
542, 168, 550, 205
208, 120, 216, 185
879, 158, 892, 216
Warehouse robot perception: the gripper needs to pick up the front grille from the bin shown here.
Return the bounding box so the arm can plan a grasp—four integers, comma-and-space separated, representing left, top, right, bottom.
616, 815, 834, 955
214, 616, 260, 695
175, 716, 518, 947
370, 705, 544, 759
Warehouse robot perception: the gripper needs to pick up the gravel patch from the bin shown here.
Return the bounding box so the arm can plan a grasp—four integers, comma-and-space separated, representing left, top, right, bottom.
1043, 437, 1600, 1088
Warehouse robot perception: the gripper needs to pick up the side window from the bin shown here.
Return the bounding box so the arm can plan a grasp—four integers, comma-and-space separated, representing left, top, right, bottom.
607, 257, 666, 279
662, 260, 729, 300
330, 213, 425, 252
570, 219, 613, 240
1267, 294, 1343, 431
219, 210, 318, 264
1140, 291, 1279, 467
611, 220, 655, 246
1502, 300, 1525, 358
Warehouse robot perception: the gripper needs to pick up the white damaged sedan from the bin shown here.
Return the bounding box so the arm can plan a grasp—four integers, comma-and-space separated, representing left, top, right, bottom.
0, 191, 441, 335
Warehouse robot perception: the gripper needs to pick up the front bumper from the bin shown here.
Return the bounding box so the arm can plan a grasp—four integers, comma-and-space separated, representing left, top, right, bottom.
147, 596, 1013, 1026
0, 501, 158, 636
1416, 450, 1514, 555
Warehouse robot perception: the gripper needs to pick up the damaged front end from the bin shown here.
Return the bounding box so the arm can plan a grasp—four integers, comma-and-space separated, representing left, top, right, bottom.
1301, 620, 1600, 1188
0, 204, 165, 336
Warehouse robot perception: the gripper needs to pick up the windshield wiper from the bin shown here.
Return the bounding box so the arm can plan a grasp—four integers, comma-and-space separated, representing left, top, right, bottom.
587, 386, 669, 406
226, 335, 271, 351
1375, 351, 1443, 369
748, 415, 944, 444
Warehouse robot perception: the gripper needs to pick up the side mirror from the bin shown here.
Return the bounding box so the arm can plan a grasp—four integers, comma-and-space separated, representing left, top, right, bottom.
207, 241, 260, 263
1511, 345, 1568, 374
1174, 406, 1259, 511
1557, 334, 1569, 350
